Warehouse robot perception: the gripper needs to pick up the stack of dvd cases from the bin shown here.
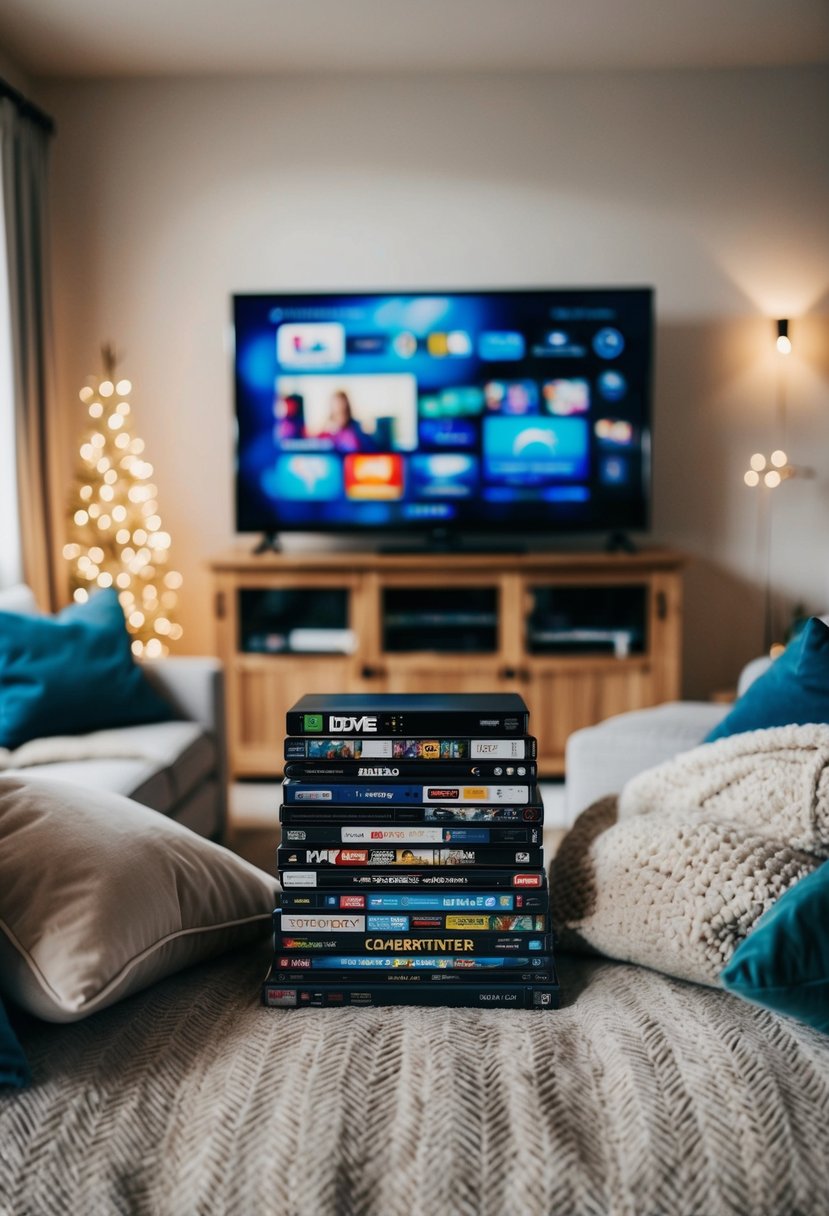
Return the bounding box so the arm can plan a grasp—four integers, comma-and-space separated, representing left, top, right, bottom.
263, 693, 559, 1011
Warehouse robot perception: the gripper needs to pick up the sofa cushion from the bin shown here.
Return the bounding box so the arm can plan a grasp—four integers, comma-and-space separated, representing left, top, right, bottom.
706, 616, 829, 742
0, 775, 276, 1022
0, 588, 173, 748
565, 701, 728, 823
2, 721, 216, 815
0, 585, 39, 616
720, 860, 829, 1033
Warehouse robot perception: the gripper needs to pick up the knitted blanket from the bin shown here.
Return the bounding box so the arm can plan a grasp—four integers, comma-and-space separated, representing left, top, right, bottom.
552, 724, 829, 986
2, 945, 828, 1216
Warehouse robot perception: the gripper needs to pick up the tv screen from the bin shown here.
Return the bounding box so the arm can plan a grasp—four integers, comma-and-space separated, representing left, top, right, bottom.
233, 288, 652, 538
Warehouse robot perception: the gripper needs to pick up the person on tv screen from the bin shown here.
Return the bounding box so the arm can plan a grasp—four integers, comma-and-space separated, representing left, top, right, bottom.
274, 391, 305, 443
319, 390, 376, 453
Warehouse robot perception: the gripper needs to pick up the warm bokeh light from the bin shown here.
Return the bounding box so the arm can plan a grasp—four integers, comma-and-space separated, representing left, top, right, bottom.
770, 450, 788, 468
776, 335, 792, 355
750, 453, 766, 472
764, 470, 782, 488
65, 368, 182, 656
744, 470, 760, 487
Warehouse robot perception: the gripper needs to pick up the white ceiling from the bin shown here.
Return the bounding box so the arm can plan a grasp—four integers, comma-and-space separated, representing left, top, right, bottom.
2, 0, 828, 78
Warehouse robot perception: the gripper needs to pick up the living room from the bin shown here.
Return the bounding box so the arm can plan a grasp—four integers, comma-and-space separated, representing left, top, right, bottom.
1, 4, 828, 1214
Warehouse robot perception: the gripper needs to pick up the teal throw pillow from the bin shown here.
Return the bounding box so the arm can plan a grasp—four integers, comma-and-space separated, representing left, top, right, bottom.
0, 588, 174, 748
0, 994, 30, 1088
705, 616, 829, 742
721, 862, 829, 1033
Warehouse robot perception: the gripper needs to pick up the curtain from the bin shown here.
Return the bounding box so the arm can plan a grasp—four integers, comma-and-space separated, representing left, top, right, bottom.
0, 96, 58, 609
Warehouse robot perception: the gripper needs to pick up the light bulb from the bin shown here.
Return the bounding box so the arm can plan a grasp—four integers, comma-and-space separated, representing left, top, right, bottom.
750, 453, 766, 472
74, 509, 89, 526
63, 543, 80, 559
89, 402, 104, 419
73, 588, 89, 603
99, 380, 114, 397
169, 624, 183, 641
771, 450, 788, 468
107, 414, 124, 430
80, 485, 93, 500
764, 470, 781, 488
744, 470, 760, 487
116, 573, 131, 588
80, 444, 94, 461
79, 386, 94, 403
112, 506, 127, 522
164, 571, 183, 589
116, 379, 132, 395
776, 335, 792, 355
98, 514, 112, 529
97, 572, 113, 588
131, 640, 144, 656
115, 433, 130, 448
99, 485, 114, 501
129, 611, 145, 628
89, 546, 104, 563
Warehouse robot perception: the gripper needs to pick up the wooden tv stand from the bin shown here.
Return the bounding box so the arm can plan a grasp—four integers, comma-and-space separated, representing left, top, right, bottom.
209, 547, 684, 780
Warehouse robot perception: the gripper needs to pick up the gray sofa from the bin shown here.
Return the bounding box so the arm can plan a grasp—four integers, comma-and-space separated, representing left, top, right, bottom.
564, 654, 773, 823
0, 584, 227, 840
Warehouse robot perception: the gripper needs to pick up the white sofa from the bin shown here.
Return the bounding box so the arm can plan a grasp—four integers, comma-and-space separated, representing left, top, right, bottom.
0, 584, 227, 840
564, 654, 773, 823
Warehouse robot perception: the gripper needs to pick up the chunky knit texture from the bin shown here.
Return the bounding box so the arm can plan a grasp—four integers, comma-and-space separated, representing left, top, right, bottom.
552, 724, 829, 985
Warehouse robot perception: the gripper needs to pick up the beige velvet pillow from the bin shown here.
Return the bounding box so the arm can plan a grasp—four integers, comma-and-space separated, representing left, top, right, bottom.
0, 776, 277, 1021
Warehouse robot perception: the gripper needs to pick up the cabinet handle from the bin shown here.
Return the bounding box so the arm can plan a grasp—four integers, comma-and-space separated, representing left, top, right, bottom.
361, 664, 384, 680
501, 666, 518, 680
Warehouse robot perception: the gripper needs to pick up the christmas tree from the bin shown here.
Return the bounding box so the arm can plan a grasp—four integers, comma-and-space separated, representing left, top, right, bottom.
64, 346, 183, 657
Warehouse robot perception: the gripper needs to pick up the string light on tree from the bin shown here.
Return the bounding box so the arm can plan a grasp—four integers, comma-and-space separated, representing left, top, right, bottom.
64, 344, 183, 657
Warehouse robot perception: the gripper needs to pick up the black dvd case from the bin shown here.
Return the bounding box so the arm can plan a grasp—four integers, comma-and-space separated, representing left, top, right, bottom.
263, 980, 560, 1010
278, 845, 544, 870
279, 867, 548, 891
284, 760, 537, 782
280, 824, 541, 846
278, 888, 550, 912
279, 804, 543, 826
286, 693, 529, 737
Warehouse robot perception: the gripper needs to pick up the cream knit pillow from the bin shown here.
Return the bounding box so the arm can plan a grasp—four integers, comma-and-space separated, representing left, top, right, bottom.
551, 797, 818, 985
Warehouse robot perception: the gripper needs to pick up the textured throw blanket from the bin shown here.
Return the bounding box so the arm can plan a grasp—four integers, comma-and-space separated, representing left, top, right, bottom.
552, 724, 829, 985
0, 729, 166, 771
2, 946, 829, 1216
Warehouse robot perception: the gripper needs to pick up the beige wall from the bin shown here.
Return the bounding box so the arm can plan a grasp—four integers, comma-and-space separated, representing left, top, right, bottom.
38, 66, 829, 697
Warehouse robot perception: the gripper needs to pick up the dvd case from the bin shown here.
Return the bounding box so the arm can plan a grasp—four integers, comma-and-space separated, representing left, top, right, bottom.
279, 803, 543, 825
284, 736, 537, 761
282, 780, 534, 805
279, 867, 548, 890
278, 889, 550, 912
277, 910, 547, 933
280, 825, 541, 846
285, 693, 529, 737
284, 760, 537, 781
263, 981, 560, 1009
274, 931, 552, 955
277, 846, 544, 870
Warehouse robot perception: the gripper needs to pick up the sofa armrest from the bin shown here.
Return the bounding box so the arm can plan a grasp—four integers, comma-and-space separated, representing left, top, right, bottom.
564, 701, 729, 825
141, 656, 224, 733
737, 655, 773, 696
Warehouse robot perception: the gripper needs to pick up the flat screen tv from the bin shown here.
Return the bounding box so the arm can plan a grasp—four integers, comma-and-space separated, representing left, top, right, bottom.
233, 288, 652, 543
